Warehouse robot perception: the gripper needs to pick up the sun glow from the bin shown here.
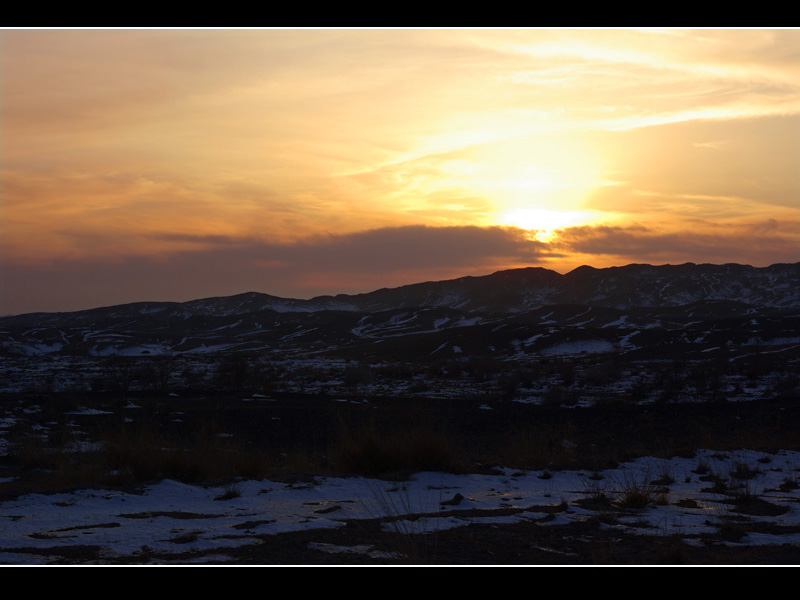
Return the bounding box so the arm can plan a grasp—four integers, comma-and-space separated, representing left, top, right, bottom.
4, 29, 799, 316
450, 133, 611, 240
497, 208, 603, 241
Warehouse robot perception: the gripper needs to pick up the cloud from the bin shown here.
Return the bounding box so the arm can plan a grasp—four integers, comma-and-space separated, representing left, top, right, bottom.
274, 225, 545, 271
552, 221, 800, 266
748, 218, 780, 236
138, 224, 549, 275
3, 31, 799, 314
3, 220, 797, 315
1, 225, 549, 314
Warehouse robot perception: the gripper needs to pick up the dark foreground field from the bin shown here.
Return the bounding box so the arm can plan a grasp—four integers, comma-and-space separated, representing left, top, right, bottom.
2, 389, 800, 565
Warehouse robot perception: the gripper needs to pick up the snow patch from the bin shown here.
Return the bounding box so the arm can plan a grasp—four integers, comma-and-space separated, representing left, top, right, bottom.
540, 340, 615, 356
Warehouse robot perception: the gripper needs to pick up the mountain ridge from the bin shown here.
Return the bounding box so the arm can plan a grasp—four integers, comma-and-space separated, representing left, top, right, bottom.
163, 261, 800, 315
2, 261, 799, 360
3, 262, 800, 324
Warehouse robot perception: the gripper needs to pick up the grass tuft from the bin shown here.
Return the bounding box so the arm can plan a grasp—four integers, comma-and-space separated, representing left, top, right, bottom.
612, 471, 667, 509
214, 482, 243, 501
728, 461, 760, 481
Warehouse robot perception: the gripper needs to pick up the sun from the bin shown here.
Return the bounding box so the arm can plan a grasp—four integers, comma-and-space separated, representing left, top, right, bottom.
497, 207, 599, 241
448, 133, 610, 239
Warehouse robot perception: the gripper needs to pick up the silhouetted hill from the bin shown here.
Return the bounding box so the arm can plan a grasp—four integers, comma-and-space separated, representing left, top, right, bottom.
1, 262, 798, 360
181, 261, 800, 313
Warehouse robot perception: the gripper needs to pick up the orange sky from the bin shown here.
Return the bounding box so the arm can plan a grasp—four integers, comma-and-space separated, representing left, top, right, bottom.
2, 28, 799, 313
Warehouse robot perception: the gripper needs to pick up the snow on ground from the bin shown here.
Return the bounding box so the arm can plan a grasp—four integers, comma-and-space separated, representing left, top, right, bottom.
1, 448, 799, 564
541, 340, 616, 356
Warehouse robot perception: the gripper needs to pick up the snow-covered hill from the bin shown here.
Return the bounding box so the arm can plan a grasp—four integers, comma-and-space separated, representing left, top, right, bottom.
1, 262, 798, 360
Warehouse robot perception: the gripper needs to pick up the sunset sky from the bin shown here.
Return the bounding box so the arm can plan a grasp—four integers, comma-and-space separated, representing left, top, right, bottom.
2, 28, 799, 314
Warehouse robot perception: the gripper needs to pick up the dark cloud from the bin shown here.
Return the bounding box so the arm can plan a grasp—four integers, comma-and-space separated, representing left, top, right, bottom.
554, 222, 800, 266
1, 225, 549, 314
147, 233, 243, 246
5, 221, 796, 316
749, 219, 780, 236
273, 225, 545, 272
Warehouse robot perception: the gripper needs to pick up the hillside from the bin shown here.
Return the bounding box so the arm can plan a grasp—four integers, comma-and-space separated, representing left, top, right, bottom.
1, 262, 800, 564
1, 262, 799, 361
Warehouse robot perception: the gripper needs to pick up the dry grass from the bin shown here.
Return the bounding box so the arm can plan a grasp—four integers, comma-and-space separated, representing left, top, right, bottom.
612, 471, 670, 509
728, 460, 761, 481
10, 416, 280, 491
214, 482, 243, 501
330, 417, 462, 478
99, 419, 271, 484
499, 430, 580, 471
363, 482, 443, 564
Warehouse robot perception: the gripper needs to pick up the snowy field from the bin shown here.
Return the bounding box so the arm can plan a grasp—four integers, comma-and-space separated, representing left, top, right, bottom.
1, 448, 799, 564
